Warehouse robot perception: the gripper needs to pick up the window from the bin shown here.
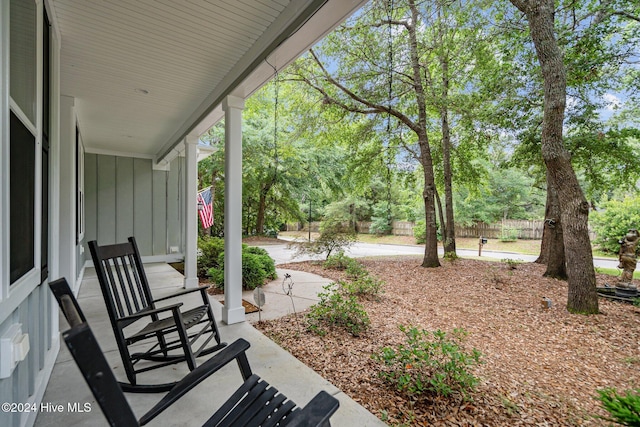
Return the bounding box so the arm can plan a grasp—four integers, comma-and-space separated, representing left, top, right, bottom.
10, 0, 37, 123
9, 0, 38, 284
10, 111, 36, 284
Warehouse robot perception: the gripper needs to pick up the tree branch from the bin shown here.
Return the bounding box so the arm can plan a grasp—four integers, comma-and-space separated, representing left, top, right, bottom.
306, 48, 421, 134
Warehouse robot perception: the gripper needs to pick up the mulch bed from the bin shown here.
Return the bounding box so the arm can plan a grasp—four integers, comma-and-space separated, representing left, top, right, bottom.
255, 257, 640, 426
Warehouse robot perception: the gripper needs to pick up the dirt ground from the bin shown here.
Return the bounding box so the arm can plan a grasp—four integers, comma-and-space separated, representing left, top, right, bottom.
255, 257, 640, 426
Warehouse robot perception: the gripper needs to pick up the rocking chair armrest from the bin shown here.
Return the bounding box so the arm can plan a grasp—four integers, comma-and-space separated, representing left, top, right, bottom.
284, 391, 340, 427
116, 303, 184, 323
139, 338, 252, 426
152, 286, 207, 303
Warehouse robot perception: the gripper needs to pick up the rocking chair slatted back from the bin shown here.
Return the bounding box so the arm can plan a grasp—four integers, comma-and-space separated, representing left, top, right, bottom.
90, 239, 155, 328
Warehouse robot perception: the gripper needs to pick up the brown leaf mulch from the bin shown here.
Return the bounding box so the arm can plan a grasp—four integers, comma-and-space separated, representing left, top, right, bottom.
254, 257, 640, 426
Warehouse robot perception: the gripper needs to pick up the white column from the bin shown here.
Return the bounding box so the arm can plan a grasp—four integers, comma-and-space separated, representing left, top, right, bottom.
222, 95, 245, 324
183, 135, 199, 289
58, 96, 77, 292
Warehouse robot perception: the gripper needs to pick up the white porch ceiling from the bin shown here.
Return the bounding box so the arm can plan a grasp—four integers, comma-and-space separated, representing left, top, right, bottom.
51, 0, 367, 163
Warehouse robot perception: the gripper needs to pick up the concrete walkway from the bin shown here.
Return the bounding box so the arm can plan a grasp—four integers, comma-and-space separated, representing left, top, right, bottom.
208, 269, 332, 322
35, 264, 385, 427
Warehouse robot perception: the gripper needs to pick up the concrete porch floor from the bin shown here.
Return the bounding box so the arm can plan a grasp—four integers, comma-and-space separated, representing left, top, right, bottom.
35, 263, 385, 427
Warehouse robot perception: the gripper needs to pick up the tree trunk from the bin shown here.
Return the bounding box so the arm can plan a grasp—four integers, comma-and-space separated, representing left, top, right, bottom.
435, 188, 445, 242
535, 182, 551, 264
543, 173, 567, 279
408, 0, 440, 267
514, 0, 598, 313
256, 182, 273, 235
438, 4, 456, 256
441, 106, 456, 254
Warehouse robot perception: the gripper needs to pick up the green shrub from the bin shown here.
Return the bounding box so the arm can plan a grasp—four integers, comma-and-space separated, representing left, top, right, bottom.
207, 267, 224, 288
197, 236, 225, 277
344, 275, 384, 298
306, 282, 370, 337
206, 246, 276, 290
323, 251, 353, 270
369, 202, 393, 235
345, 260, 367, 279
501, 258, 522, 270
499, 227, 519, 242
413, 220, 426, 244
374, 326, 482, 399
591, 195, 640, 254
293, 221, 356, 260
597, 387, 640, 426
241, 253, 268, 290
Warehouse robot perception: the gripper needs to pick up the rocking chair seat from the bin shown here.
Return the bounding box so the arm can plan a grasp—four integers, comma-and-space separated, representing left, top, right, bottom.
128, 304, 210, 342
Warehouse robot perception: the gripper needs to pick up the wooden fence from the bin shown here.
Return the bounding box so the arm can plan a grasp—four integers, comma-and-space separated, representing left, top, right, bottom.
286, 219, 595, 240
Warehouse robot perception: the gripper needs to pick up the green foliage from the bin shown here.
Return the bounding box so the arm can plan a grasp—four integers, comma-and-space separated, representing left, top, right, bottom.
443, 251, 459, 261
244, 246, 277, 280
454, 164, 545, 226
306, 282, 370, 337
413, 219, 426, 244
294, 221, 356, 259
343, 275, 384, 299
374, 326, 482, 399
323, 251, 355, 270
197, 236, 225, 277
591, 195, 640, 253
206, 245, 276, 290
501, 258, 522, 270
345, 260, 367, 280
499, 227, 519, 242
369, 202, 393, 235
323, 253, 382, 297
596, 387, 640, 426
240, 253, 269, 290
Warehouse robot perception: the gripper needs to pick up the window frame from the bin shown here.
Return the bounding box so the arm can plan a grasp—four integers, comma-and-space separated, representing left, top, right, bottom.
1, 0, 43, 315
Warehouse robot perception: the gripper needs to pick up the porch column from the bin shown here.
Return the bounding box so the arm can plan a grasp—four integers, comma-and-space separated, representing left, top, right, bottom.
222, 95, 245, 324
183, 135, 199, 289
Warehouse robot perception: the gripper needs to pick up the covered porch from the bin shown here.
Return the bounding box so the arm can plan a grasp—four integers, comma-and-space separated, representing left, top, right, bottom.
35, 262, 385, 426
2, 1, 372, 426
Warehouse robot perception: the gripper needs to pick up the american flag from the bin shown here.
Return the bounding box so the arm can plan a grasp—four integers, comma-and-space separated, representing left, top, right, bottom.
197, 188, 214, 229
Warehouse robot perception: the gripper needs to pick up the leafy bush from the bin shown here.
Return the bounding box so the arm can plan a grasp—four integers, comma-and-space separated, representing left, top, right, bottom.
591, 195, 640, 253
206, 245, 276, 290
244, 245, 277, 280
499, 227, 519, 242
374, 326, 482, 399
197, 236, 225, 277
324, 251, 367, 279
306, 282, 370, 337
241, 253, 268, 290
413, 220, 442, 244
293, 221, 356, 259
596, 387, 640, 426
413, 220, 426, 244
501, 258, 522, 270
323, 251, 354, 270
344, 275, 384, 298
345, 260, 367, 279
369, 202, 393, 235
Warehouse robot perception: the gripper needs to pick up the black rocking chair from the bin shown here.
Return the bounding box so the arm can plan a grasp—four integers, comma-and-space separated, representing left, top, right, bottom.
50, 278, 340, 427
88, 236, 226, 392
